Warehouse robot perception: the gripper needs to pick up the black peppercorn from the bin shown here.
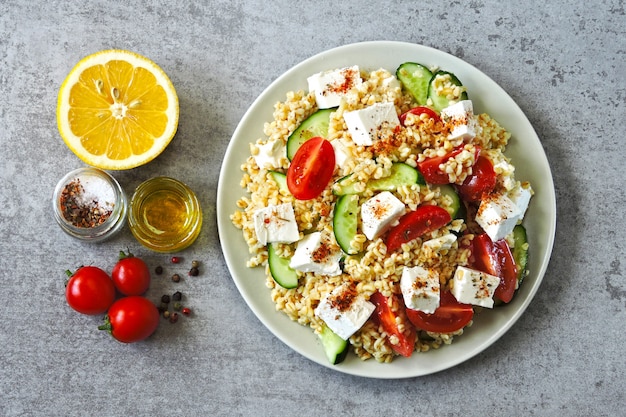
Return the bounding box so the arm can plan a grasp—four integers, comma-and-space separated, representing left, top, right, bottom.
161, 294, 171, 304
172, 291, 182, 301
155, 265, 163, 275
188, 267, 199, 276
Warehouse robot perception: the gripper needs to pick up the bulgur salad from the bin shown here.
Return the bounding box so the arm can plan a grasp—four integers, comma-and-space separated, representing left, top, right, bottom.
230, 61, 533, 365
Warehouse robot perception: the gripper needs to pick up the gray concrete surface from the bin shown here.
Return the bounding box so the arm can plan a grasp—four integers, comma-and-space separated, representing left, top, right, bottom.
1, 1, 624, 416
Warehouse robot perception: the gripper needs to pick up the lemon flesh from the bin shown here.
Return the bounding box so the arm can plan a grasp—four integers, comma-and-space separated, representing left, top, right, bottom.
57, 50, 179, 170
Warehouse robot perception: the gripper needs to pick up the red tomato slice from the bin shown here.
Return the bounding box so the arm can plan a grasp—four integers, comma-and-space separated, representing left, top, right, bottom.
287, 136, 335, 200
385, 205, 451, 253
369, 292, 416, 357
471, 233, 518, 303
417, 145, 480, 185
456, 155, 497, 202
399, 106, 441, 126
417, 146, 464, 184
406, 291, 474, 333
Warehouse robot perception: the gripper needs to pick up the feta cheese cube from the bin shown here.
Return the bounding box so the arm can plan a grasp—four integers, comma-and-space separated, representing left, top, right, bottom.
253, 139, 285, 170
476, 182, 533, 242
382, 74, 401, 90
289, 232, 342, 276
451, 266, 500, 308
307, 65, 362, 109
330, 139, 351, 168
343, 102, 400, 146
400, 266, 440, 313
422, 233, 457, 251
314, 283, 375, 340
440, 100, 477, 142
475, 192, 521, 242
253, 203, 300, 246
360, 191, 406, 240
508, 182, 532, 218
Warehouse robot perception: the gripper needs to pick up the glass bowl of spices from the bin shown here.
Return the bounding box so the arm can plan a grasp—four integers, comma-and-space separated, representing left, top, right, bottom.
128, 177, 202, 253
53, 167, 128, 241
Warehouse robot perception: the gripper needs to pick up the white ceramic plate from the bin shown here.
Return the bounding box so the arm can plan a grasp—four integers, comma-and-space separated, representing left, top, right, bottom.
217, 41, 556, 378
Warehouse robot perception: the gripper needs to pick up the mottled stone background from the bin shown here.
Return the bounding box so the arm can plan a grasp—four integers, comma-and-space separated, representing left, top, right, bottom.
1, 1, 624, 416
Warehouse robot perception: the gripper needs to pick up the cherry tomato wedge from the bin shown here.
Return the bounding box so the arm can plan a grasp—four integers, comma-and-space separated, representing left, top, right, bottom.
471, 233, 518, 303
406, 291, 474, 333
399, 106, 441, 126
286, 136, 335, 200
65, 266, 115, 315
385, 205, 451, 253
369, 292, 416, 357
99, 296, 159, 343
111, 250, 151, 296
456, 155, 497, 202
417, 145, 480, 185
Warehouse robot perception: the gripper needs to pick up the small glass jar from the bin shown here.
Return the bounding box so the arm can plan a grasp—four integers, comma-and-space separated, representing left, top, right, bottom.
128, 177, 203, 253
53, 167, 128, 242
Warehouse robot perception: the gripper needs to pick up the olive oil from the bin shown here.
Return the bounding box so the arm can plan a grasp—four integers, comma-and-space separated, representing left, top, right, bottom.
142, 190, 188, 235
129, 177, 202, 252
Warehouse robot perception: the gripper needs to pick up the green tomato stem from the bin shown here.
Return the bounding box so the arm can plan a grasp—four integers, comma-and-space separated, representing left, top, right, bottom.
98, 315, 113, 334
118, 250, 134, 260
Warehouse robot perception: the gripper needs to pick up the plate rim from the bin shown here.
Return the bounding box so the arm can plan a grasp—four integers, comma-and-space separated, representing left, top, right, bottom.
217, 40, 556, 378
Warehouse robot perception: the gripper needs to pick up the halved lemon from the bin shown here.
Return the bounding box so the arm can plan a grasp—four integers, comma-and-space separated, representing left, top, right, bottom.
57, 50, 179, 170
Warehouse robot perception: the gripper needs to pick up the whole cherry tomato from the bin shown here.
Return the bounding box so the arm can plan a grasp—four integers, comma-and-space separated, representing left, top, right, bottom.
287, 136, 335, 200
111, 250, 151, 295
99, 296, 159, 343
65, 266, 116, 315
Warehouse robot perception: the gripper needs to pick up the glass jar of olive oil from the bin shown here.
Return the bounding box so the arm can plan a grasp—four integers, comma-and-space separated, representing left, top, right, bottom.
129, 177, 202, 252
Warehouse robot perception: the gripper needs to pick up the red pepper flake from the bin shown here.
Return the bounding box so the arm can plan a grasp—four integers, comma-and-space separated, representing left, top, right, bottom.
59, 179, 112, 228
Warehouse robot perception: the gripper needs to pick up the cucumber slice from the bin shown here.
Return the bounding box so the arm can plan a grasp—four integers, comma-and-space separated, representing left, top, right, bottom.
427, 70, 469, 111
396, 62, 433, 105
333, 174, 360, 196
318, 323, 349, 365
512, 225, 529, 285
333, 163, 424, 196
269, 171, 288, 192
268, 243, 298, 289
286, 108, 335, 160
368, 162, 425, 191
333, 194, 359, 255
439, 184, 465, 220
